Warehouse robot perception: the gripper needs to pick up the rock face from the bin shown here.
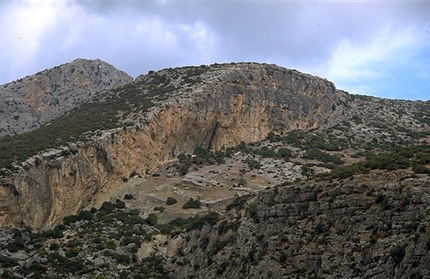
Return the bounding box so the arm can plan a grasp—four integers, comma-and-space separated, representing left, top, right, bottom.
0, 63, 340, 230
163, 170, 430, 279
0, 58, 132, 136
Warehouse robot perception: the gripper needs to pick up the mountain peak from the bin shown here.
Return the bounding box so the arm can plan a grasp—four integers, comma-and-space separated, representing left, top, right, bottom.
0, 59, 132, 136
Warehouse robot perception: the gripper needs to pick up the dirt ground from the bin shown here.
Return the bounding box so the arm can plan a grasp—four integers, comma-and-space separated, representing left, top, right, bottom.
89, 152, 303, 223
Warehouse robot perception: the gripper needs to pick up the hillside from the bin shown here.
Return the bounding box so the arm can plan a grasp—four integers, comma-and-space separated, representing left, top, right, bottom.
0, 58, 132, 137
0, 61, 429, 278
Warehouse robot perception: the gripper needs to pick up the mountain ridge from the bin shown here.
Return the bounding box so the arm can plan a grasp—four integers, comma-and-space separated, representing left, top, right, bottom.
0, 60, 428, 230
0, 60, 429, 278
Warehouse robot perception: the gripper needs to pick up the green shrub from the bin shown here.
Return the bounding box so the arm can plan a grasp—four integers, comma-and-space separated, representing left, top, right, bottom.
124, 194, 134, 200
0, 256, 19, 268
153, 206, 165, 212
63, 215, 78, 226
246, 159, 261, 170
77, 210, 93, 221
100, 201, 115, 214
65, 246, 81, 258
246, 203, 260, 223
105, 239, 117, 250
301, 164, 315, 179
277, 147, 293, 159
390, 245, 405, 264
49, 242, 60, 251
182, 198, 201, 209
226, 196, 246, 211
314, 223, 325, 234
145, 213, 158, 225
115, 199, 126, 209
204, 212, 220, 226
166, 197, 178, 205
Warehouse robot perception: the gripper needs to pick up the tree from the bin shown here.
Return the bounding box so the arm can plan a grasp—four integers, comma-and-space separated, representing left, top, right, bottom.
301, 164, 315, 179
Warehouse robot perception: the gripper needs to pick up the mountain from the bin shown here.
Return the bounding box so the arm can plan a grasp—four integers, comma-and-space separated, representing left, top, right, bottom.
0, 58, 132, 137
0, 61, 429, 278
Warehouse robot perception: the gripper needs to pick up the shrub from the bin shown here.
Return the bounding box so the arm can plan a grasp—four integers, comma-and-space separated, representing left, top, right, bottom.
226, 196, 246, 211
0, 256, 19, 268
100, 201, 115, 214
65, 246, 81, 258
182, 198, 201, 209
145, 213, 158, 226
390, 245, 405, 264
301, 164, 315, 179
115, 199, 126, 209
77, 210, 93, 221
166, 197, 178, 205
153, 206, 165, 212
277, 147, 293, 159
50, 242, 60, 251
63, 215, 78, 226
124, 194, 134, 200
247, 159, 261, 170
246, 203, 260, 223
204, 212, 220, 226
412, 164, 430, 174
314, 223, 325, 234
129, 208, 140, 216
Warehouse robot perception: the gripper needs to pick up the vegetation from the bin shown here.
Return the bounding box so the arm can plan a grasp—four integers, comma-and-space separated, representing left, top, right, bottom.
166, 197, 178, 205
182, 198, 201, 209
324, 145, 430, 180
268, 130, 348, 151
176, 146, 226, 175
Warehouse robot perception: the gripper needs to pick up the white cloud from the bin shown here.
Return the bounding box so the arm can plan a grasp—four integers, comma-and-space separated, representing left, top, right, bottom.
179, 22, 218, 62
0, 1, 62, 73
326, 25, 419, 82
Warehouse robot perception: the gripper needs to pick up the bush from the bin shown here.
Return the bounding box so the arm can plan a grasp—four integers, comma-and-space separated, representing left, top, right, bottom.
246, 203, 260, 223
100, 201, 115, 214
77, 210, 93, 221
412, 164, 430, 174
277, 147, 293, 159
314, 223, 325, 234
166, 197, 178, 205
247, 159, 261, 170
390, 245, 405, 264
145, 213, 158, 226
50, 242, 60, 251
153, 206, 165, 212
226, 196, 246, 211
124, 194, 134, 200
182, 198, 201, 209
115, 199, 126, 209
204, 212, 220, 226
63, 215, 78, 226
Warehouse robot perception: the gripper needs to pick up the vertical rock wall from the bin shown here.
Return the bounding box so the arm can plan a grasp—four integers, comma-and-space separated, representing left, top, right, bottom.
0, 63, 339, 229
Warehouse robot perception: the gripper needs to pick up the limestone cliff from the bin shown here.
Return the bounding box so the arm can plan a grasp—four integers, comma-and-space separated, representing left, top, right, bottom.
0, 62, 340, 230
0, 58, 132, 136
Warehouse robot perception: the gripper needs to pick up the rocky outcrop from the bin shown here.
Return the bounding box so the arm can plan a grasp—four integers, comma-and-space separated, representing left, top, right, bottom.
165, 170, 430, 279
0, 63, 340, 229
0, 58, 132, 136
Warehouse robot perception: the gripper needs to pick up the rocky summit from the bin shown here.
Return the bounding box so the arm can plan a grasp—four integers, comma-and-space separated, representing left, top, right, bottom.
0, 58, 132, 137
0, 60, 429, 278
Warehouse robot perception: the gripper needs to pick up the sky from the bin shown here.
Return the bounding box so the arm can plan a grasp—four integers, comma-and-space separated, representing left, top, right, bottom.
1, 1, 429, 101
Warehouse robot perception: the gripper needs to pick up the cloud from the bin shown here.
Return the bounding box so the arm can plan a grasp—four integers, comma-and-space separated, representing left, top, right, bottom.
327, 25, 419, 81
0, 1, 62, 80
